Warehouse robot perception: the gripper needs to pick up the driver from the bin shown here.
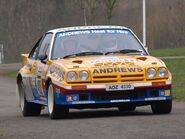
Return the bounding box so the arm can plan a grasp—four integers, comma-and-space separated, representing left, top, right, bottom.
99, 35, 118, 53
61, 38, 79, 56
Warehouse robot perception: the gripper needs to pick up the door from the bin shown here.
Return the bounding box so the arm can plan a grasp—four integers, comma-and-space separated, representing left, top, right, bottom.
26, 38, 42, 101
32, 33, 53, 102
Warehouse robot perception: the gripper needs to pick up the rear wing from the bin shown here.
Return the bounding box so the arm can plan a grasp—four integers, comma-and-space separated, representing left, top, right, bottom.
21, 54, 29, 65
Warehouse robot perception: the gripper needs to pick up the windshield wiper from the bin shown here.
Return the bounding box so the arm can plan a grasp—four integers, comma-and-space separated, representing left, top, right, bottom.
63, 52, 104, 59
105, 49, 143, 55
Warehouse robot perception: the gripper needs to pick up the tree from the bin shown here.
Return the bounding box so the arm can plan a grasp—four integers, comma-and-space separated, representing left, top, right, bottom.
79, 0, 101, 25
103, 0, 117, 24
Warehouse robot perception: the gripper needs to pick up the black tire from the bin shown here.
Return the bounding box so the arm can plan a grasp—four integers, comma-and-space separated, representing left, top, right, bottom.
47, 82, 69, 119
19, 82, 41, 116
151, 100, 172, 114
118, 104, 136, 111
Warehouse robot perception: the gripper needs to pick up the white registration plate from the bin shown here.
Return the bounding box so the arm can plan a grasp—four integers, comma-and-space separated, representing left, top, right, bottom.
106, 84, 134, 91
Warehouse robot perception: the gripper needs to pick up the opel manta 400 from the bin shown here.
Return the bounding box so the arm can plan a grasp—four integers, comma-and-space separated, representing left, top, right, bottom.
16, 26, 172, 119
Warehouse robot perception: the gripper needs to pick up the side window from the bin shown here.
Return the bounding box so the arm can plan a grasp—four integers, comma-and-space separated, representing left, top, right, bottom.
29, 37, 42, 59
37, 33, 53, 59
32, 47, 39, 59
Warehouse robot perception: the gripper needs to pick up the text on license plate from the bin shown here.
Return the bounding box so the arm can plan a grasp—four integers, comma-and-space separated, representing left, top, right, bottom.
106, 84, 134, 91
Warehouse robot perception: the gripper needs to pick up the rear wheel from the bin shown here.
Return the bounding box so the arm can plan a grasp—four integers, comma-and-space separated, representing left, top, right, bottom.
151, 100, 172, 114
48, 82, 69, 119
19, 81, 41, 116
118, 104, 136, 111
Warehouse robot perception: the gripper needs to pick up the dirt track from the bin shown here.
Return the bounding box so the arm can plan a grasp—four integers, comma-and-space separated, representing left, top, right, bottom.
0, 76, 185, 139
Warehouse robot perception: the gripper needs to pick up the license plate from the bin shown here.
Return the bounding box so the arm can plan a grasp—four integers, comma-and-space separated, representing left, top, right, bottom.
106, 84, 134, 91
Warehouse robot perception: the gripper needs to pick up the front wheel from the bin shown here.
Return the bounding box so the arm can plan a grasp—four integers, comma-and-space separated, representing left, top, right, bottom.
18, 82, 41, 116
151, 100, 172, 114
48, 82, 69, 119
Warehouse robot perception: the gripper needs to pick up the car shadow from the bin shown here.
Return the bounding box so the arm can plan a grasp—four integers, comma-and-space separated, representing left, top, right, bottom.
68, 110, 152, 119
40, 108, 153, 120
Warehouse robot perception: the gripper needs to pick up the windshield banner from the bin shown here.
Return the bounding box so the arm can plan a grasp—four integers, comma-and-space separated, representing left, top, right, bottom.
58, 29, 129, 37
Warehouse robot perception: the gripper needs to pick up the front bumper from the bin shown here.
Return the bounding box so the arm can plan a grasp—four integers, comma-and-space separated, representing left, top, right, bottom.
52, 81, 172, 108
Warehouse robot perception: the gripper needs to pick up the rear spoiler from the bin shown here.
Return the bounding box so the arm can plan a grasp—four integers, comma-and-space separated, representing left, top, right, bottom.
21, 54, 29, 65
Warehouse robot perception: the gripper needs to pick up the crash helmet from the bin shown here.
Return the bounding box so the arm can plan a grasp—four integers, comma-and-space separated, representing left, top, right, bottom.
100, 35, 118, 52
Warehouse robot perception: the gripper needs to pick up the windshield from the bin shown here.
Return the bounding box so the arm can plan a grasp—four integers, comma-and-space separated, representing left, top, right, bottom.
52, 29, 147, 59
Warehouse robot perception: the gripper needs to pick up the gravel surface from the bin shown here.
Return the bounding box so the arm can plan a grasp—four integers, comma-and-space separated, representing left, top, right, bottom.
0, 63, 21, 71
0, 76, 185, 139
0, 63, 21, 76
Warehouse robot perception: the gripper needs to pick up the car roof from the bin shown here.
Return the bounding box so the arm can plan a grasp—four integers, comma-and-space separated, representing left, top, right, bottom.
47, 25, 129, 34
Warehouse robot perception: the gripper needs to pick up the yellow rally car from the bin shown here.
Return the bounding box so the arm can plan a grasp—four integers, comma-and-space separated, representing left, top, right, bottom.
16, 26, 172, 119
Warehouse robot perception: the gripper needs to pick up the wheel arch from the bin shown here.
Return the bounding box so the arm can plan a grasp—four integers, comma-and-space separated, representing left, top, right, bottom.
16, 73, 23, 107
45, 77, 52, 91
16, 73, 23, 85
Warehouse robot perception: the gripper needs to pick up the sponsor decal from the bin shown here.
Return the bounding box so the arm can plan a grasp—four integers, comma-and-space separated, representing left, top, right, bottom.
110, 99, 130, 103
49, 65, 65, 80
31, 75, 36, 87
89, 57, 134, 64
37, 65, 43, 78
72, 101, 95, 104
37, 79, 43, 96
144, 97, 166, 101
58, 29, 129, 37
93, 67, 143, 74
66, 95, 79, 102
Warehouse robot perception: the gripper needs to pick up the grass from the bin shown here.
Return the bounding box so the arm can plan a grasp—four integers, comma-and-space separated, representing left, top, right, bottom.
149, 47, 185, 57
163, 59, 185, 101
0, 70, 17, 78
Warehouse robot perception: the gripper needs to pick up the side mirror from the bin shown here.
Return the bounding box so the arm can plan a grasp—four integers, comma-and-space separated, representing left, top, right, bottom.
38, 54, 47, 64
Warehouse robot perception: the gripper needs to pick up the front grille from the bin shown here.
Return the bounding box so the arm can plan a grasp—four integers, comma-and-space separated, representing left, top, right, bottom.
77, 89, 160, 101
120, 74, 144, 82
79, 94, 89, 101
93, 75, 117, 83
92, 74, 145, 84
91, 90, 147, 101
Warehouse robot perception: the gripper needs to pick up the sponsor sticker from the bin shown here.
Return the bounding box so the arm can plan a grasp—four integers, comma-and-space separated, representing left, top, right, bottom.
93, 67, 143, 74
110, 99, 130, 103
58, 29, 129, 37
145, 97, 166, 101
72, 101, 95, 104
89, 57, 134, 64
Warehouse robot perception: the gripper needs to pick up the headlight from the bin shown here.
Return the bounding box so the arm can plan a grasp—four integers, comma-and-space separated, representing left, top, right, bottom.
79, 71, 89, 81
158, 67, 168, 77
147, 68, 156, 78
67, 71, 77, 81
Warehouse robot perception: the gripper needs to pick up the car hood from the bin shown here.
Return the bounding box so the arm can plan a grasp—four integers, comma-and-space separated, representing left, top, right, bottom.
52, 55, 165, 71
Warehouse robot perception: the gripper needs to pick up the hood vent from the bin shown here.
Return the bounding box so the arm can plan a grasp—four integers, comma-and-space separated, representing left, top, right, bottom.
72, 60, 83, 64
151, 62, 157, 65
136, 57, 147, 61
